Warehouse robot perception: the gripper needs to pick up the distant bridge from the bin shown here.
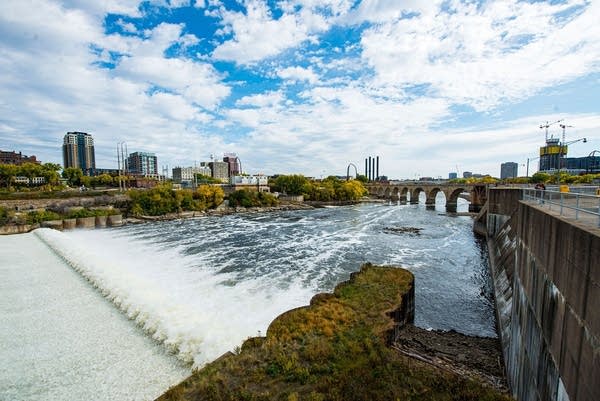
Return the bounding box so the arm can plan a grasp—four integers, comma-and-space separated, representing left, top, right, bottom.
366, 182, 488, 212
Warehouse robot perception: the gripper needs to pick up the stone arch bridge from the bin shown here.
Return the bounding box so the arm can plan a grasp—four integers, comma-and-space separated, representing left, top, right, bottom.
366, 182, 488, 213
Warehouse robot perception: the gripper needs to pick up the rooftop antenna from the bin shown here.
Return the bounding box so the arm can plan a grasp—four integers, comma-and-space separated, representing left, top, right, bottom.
539, 119, 563, 142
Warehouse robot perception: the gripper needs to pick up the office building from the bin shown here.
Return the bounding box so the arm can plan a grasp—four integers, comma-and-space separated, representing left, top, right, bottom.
500, 162, 518, 179
63, 132, 96, 175
172, 166, 211, 184
463, 171, 472, 178
0, 150, 39, 165
127, 152, 158, 176
223, 153, 241, 176
562, 156, 600, 174
208, 161, 229, 182
448, 172, 457, 179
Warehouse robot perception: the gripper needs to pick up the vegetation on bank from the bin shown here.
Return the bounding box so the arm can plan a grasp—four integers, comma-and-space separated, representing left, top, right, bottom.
159, 264, 511, 401
228, 189, 279, 208
0, 162, 62, 191
270, 175, 368, 201
127, 184, 224, 216
0, 206, 121, 226
449, 172, 600, 185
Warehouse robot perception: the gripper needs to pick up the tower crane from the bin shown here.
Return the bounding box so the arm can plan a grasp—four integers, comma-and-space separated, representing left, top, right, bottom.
539, 119, 563, 142
559, 123, 573, 149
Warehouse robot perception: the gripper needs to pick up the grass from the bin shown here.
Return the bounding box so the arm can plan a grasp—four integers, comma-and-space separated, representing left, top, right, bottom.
158, 264, 513, 401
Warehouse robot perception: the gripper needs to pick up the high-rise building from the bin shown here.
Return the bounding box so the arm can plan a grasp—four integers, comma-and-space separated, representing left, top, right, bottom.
539, 137, 565, 172
500, 162, 518, 179
223, 153, 241, 176
448, 172, 457, 179
127, 152, 158, 176
62, 132, 95, 175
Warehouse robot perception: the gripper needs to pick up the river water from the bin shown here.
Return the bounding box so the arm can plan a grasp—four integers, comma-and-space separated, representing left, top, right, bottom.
0, 199, 496, 400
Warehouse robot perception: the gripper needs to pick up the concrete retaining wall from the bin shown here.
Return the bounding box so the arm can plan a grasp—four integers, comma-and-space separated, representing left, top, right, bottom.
485, 188, 599, 401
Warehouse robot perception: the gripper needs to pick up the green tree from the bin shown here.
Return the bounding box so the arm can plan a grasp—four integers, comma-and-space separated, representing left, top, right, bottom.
62, 167, 83, 186
273, 175, 309, 196
530, 172, 550, 184
355, 174, 368, 183
0, 164, 18, 189
40, 163, 61, 186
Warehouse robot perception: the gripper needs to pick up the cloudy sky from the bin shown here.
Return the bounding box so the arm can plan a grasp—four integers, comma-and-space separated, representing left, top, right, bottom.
1, 0, 599, 179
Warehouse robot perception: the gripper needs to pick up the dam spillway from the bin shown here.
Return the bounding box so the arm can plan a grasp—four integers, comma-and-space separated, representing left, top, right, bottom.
1, 202, 496, 400
0, 232, 189, 401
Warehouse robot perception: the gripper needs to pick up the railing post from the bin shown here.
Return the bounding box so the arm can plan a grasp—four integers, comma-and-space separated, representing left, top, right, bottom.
598, 196, 600, 228
560, 192, 564, 216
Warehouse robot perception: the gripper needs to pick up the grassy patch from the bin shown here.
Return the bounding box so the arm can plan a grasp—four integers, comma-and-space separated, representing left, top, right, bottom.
158, 264, 512, 401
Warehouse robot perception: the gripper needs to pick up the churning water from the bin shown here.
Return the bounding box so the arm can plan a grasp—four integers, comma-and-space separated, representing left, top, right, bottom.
1, 200, 496, 400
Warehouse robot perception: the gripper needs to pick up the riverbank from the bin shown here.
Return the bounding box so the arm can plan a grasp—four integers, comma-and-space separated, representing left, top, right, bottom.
159, 264, 509, 401
0, 202, 315, 234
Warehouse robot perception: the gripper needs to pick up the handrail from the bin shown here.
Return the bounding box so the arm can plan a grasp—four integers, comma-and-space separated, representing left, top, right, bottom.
522, 188, 600, 227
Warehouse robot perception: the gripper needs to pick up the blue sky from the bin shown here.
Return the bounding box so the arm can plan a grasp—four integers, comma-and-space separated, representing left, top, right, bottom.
1, 0, 599, 179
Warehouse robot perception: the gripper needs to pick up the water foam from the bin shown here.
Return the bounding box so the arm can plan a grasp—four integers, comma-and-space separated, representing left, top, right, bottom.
34, 228, 315, 368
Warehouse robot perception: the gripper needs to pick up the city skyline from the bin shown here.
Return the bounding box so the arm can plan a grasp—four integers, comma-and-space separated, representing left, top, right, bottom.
1, 1, 599, 179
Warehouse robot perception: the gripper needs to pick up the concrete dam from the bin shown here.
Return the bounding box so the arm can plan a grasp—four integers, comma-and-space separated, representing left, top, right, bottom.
481, 188, 599, 401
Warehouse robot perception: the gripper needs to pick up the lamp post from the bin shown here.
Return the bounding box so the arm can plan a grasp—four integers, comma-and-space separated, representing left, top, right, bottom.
526, 156, 540, 178
117, 141, 126, 192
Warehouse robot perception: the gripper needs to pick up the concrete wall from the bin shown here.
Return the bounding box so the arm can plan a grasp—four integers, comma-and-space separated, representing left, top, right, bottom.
485, 188, 599, 401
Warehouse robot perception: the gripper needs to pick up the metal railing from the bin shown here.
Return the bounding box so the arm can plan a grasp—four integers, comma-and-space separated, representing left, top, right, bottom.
522, 188, 600, 227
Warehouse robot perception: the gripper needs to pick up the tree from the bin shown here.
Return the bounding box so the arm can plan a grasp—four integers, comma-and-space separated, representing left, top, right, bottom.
41, 163, 61, 186
273, 175, 309, 196
530, 172, 550, 184
355, 174, 368, 183
0, 164, 18, 189
62, 167, 83, 186
18, 162, 43, 181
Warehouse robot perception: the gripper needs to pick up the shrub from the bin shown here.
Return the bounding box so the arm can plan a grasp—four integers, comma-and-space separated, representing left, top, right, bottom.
228, 190, 279, 208
25, 210, 61, 224
0, 207, 9, 226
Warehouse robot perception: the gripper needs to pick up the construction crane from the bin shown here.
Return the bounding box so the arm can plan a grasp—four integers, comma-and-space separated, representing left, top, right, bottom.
559, 123, 573, 149
539, 119, 563, 142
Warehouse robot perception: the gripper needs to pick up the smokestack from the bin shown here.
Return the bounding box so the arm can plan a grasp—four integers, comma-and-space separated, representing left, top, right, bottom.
371, 157, 375, 181
365, 158, 368, 179
368, 156, 372, 181
376, 156, 379, 181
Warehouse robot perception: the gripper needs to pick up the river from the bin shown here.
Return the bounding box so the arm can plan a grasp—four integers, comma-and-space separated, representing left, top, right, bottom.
0, 199, 496, 400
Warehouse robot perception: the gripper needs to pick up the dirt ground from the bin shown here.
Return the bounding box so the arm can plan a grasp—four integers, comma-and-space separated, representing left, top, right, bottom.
393, 324, 508, 393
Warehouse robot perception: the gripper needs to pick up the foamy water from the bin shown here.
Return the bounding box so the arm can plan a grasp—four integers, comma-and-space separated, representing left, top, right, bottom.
0, 232, 188, 401
1, 201, 496, 400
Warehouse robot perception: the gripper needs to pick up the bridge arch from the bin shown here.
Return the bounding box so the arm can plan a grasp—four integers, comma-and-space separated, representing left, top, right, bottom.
425, 187, 443, 208
409, 187, 424, 204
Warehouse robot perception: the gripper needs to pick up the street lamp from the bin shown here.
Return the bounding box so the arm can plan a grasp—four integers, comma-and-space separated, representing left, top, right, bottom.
526, 156, 540, 178
117, 141, 126, 192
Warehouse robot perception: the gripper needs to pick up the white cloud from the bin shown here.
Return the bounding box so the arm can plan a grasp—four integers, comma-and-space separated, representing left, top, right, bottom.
236, 91, 284, 108
212, 0, 329, 64
0, 0, 232, 170
277, 66, 319, 84
360, 1, 600, 111
116, 18, 138, 33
